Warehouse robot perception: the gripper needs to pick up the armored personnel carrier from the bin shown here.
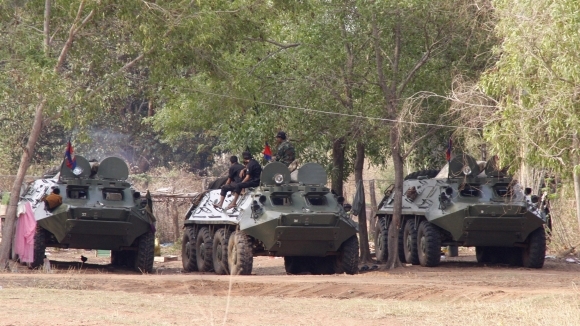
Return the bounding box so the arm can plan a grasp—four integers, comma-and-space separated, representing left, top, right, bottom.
374, 153, 548, 268
182, 162, 359, 275
15, 155, 155, 272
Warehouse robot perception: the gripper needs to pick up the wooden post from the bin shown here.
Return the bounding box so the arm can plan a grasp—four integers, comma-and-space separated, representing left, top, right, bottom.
171, 199, 180, 242
369, 180, 377, 240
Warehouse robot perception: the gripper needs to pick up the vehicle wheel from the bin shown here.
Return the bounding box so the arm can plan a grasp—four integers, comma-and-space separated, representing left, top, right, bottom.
475, 246, 490, 263
134, 231, 155, 273
374, 217, 389, 263
447, 245, 459, 257
417, 221, 441, 267
182, 227, 198, 272
228, 231, 253, 275
111, 250, 128, 266
498, 247, 523, 266
403, 220, 420, 265
310, 256, 335, 275
398, 221, 406, 263
334, 235, 359, 274
284, 256, 307, 275
30, 225, 47, 269
212, 228, 230, 275
195, 227, 214, 272
522, 227, 546, 268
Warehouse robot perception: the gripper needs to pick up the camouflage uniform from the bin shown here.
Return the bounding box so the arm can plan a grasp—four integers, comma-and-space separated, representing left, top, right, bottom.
275, 140, 295, 167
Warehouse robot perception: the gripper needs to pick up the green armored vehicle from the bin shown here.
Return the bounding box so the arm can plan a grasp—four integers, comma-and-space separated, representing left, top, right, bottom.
374, 153, 548, 268
15, 155, 156, 272
182, 162, 359, 275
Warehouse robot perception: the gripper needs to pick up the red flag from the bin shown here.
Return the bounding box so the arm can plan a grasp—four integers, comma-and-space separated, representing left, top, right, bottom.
445, 138, 452, 162
65, 141, 77, 170
263, 142, 272, 161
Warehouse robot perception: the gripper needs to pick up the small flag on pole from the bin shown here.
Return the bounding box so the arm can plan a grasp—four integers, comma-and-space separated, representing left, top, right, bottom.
263, 142, 272, 161
65, 141, 77, 170
445, 138, 452, 162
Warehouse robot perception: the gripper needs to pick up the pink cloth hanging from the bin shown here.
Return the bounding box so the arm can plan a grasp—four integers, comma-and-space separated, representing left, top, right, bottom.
14, 202, 37, 263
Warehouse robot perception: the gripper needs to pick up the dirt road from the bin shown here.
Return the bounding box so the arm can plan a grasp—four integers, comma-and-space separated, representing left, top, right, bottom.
1, 250, 580, 325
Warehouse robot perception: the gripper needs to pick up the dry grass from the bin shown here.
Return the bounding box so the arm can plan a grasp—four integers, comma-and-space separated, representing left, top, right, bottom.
1, 285, 579, 326
545, 185, 580, 255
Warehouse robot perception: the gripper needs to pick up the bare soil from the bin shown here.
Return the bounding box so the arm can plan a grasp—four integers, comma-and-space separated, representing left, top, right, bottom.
2, 248, 580, 325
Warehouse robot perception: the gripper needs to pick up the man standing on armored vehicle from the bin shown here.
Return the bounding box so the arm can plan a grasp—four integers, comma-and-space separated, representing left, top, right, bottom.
226, 151, 262, 209
273, 131, 295, 167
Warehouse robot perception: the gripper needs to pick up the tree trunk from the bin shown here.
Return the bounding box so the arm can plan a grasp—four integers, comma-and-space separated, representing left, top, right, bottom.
331, 137, 346, 196
354, 142, 371, 263
0, 100, 46, 268
147, 101, 155, 117
573, 135, 580, 231
385, 126, 404, 269
369, 179, 377, 240
43, 0, 51, 55
172, 199, 180, 242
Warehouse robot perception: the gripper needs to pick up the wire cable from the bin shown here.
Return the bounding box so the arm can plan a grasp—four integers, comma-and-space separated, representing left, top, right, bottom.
190, 89, 483, 131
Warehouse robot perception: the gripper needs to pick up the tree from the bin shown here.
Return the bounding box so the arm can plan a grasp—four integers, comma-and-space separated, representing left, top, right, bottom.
0, 0, 277, 267
480, 0, 580, 229
365, 0, 495, 268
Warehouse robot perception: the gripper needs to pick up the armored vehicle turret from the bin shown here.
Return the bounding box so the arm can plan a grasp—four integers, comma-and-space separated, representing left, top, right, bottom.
374, 153, 548, 268
182, 162, 359, 275
15, 155, 156, 272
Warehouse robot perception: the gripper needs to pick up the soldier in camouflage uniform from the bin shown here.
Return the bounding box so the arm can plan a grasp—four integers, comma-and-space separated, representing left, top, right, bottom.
274, 131, 295, 167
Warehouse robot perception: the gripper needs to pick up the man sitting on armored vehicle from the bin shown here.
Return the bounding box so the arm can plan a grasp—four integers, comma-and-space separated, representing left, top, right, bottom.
226, 151, 262, 209
214, 155, 245, 208
43, 187, 62, 212
273, 131, 296, 167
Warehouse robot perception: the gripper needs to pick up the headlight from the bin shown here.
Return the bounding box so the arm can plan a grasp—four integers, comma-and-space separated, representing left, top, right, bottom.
462, 166, 472, 176
274, 173, 284, 184
73, 167, 84, 176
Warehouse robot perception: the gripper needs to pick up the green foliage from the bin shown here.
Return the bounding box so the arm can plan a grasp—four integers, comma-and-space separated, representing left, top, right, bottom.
481, 0, 580, 175
0, 0, 495, 177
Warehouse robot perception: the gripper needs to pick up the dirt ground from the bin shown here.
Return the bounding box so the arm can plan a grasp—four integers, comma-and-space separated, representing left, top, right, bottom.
2, 248, 580, 325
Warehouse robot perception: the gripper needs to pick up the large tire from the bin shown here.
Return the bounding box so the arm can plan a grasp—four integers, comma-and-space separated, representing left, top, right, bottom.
111, 250, 132, 267
30, 225, 47, 269
417, 221, 441, 267
403, 220, 420, 265
228, 231, 253, 275
134, 231, 155, 273
310, 256, 335, 275
182, 227, 198, 272
212, 228, 230, 275
334, 235, 359, 275
284, 256, 308, 275
374, 217, 389, 263
522, 227, 546, 268
476, 246, 490, 263
196, 227, 214, 272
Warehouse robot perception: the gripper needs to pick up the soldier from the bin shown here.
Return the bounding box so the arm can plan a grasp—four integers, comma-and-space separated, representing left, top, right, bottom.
226, 151, 262, 209
214, 156, 245, 208
43, 187, 62, 211
274, 131, 295, 167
